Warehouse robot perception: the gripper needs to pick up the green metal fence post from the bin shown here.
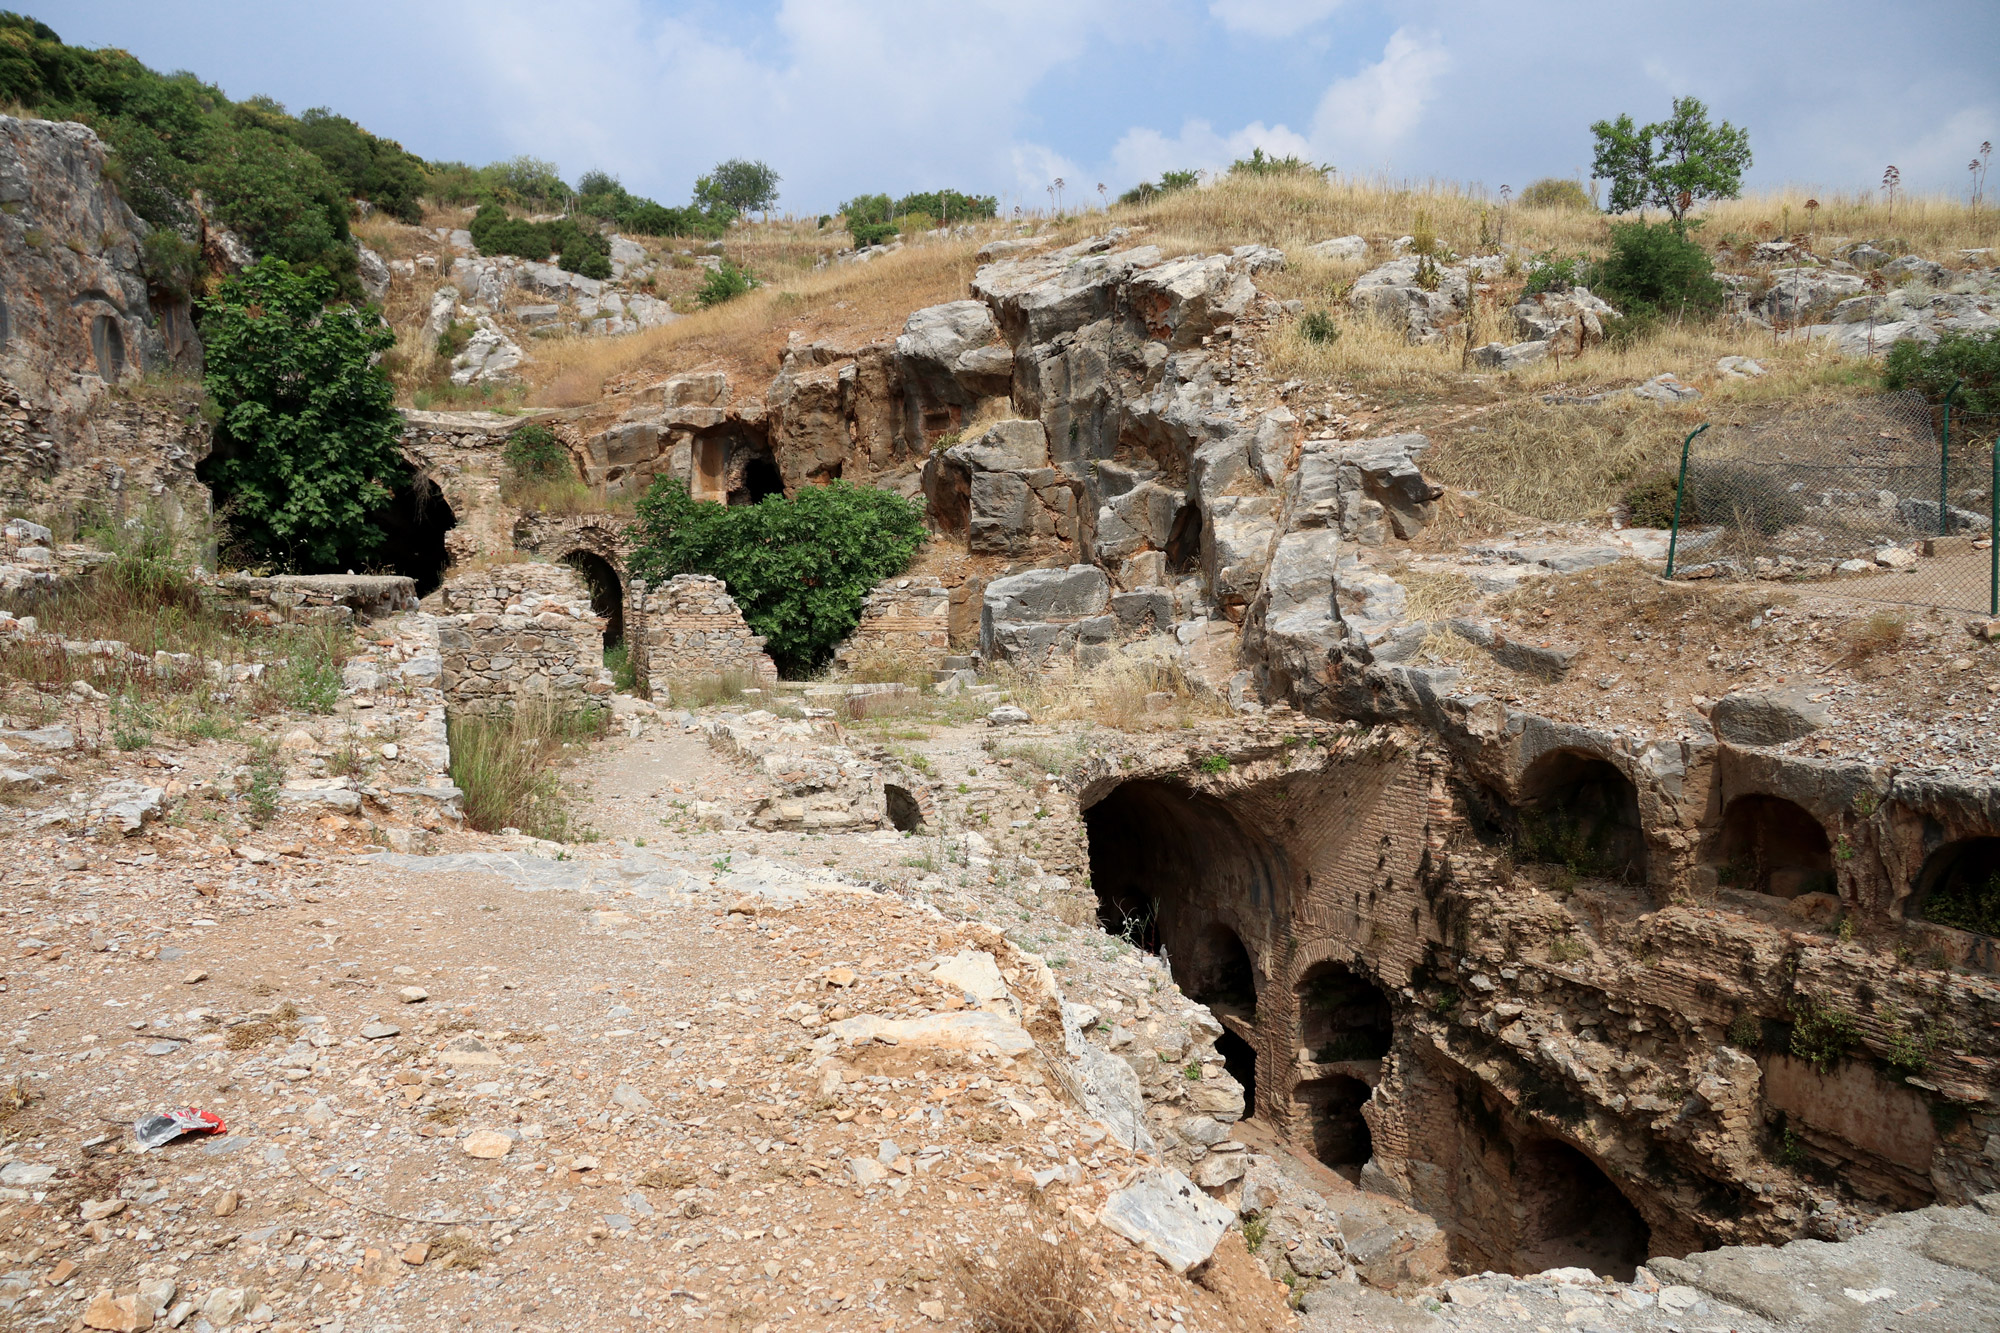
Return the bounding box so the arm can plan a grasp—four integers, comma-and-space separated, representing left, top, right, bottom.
1665, 423, 1709, 579
1943, 379, 1961, 535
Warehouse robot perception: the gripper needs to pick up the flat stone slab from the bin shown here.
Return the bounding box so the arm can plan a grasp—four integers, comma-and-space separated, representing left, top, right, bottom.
1100, 1166, 1236, 1274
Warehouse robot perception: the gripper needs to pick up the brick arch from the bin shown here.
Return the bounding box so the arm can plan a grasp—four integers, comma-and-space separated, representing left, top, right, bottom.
513, 512, 636, 575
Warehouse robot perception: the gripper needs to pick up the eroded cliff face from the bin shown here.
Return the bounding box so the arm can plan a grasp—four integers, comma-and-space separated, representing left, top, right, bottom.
0, 115, 207, 528
1056, 710, 2000, 1278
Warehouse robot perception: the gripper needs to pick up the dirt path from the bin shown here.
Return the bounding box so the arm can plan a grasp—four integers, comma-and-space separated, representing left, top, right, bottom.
0, 709, 1296, 1333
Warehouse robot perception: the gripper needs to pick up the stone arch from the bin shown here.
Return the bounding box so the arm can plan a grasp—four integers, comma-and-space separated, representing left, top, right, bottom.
1511, 1139, 1651, 1280
1083, 777, 1288, 1113
1296, 960, 1392, 1064
1909, 836, 2000, 938
1517, 748, 1647, 881
89, 313, 127, 381
1712, 794, 1834, 899
560, 549, 625, 650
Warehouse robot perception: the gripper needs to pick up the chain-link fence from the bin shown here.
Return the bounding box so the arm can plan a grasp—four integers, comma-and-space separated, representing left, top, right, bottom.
1665, 391, 2000, 616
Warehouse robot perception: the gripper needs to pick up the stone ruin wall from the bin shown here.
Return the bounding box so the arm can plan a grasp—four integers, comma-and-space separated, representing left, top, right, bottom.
433, 563, 611, 719
635, 573, 778, 696
831, 575, 952, 671
213, 574, 418, 626
1068, 705, 2000, 1278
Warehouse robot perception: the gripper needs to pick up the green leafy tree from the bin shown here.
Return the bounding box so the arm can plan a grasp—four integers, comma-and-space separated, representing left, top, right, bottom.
628, 479, 927, 675
695, 158, 780, 217
1118, 169, 1199, 205
1591, 96, 1752, 231
198, 260, 406, 571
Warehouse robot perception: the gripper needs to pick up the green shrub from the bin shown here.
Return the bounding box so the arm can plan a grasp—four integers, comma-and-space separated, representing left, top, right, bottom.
848, 220, 898, 248
1522, 251, 1585, 297
1885, 329, 2000, 414
502, 423, 571, 482
1299, 309, 1339, 344
1118, 170, 1200, 205
893, 189, 997, 222
1516, 178, 1594, 210
696, 260, 755, 307
628, 478, 927, 676
197, 260, 406, 571
1228, 147, 1327, 178
1622, 474, 1682, 528
1726, 1014, 1763, 1050
1920, 871, 2000, 936
1591, 221, 1724, 319
467, 204, 611, 279
244, 740, 285, 824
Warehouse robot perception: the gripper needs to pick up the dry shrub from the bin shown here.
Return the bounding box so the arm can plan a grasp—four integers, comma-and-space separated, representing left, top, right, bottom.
1398, 566, 1479, 621
637, 1163, 697, 1190
539, 367, 604, 409
992, 653, 1227, 732
1051, 894, 1096, 928
0, 1074, 38, 1122
957, 1224, 1091, 1333
667, 671, 752, 709
225, 1018, 298, 1050
1837, 611, 1907, 666
427, 1231, 493, 1271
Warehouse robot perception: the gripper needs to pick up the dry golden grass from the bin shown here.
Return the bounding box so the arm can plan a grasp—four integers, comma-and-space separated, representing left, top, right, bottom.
1398, 565, 1480, 620
1062, 173, 2000, 270
520, 234, 993, 406
1836, 610, 1908, 666
990, 653, 1228, 732
956, 1222, 1091, 1333
1425, 397, 1704, 522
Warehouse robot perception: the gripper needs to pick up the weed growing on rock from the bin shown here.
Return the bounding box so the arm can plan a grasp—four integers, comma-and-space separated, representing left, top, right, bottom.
244, 742, 285, 825
1726, 1014, 1763, 1050
1197, 754, 1231, 775
1789, 990, 1860, 1072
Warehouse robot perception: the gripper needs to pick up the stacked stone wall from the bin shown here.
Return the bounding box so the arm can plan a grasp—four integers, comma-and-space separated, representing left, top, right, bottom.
435, 564, 608, 717
214, 574, 416, 626
638, 574, 777, 694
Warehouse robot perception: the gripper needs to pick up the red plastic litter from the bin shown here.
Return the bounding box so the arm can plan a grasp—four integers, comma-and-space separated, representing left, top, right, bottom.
132, 1107, 227, 1150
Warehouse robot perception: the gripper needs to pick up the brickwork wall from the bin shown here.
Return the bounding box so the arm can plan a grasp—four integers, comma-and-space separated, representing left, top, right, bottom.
638, 573, 777, 693
833, 575, 951, 669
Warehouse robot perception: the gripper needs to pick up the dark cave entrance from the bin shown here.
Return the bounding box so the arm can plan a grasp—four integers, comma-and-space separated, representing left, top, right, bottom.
1512, 1140, 1650, 1281
1297, 961, 1391, 1064
560, 550, 625, 651
375, 475, 456, 597
1517, 750, 1647, 882
1299, 1075, 1373, 1170
90, 314, 127, 381
730, 439, 786, 506
1714, 795, 1833, 898
1912, 836, 2000, 936
1085, 779, 1289, 1119
1164, 501, 1202, 575
884, 783, 924, 832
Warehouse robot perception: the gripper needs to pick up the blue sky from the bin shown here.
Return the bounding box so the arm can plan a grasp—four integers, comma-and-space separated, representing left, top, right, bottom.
34, 1, 2000, 216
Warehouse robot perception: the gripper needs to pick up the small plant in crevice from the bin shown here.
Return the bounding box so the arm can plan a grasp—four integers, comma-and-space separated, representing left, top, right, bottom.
1299, 309, 1339, 345
1197, 754, 1231, 775
1775, 1123, 1809, 1169
1789, 990, 1860, 1073
1726, 1013, 1763, 1050
244, 741, 285, 825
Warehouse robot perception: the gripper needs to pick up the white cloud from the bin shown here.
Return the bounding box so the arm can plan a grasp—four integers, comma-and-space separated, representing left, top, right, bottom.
1207, 0, 1345, 37
1110, 118, 1316, 183
1308, 27, 1450, 169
